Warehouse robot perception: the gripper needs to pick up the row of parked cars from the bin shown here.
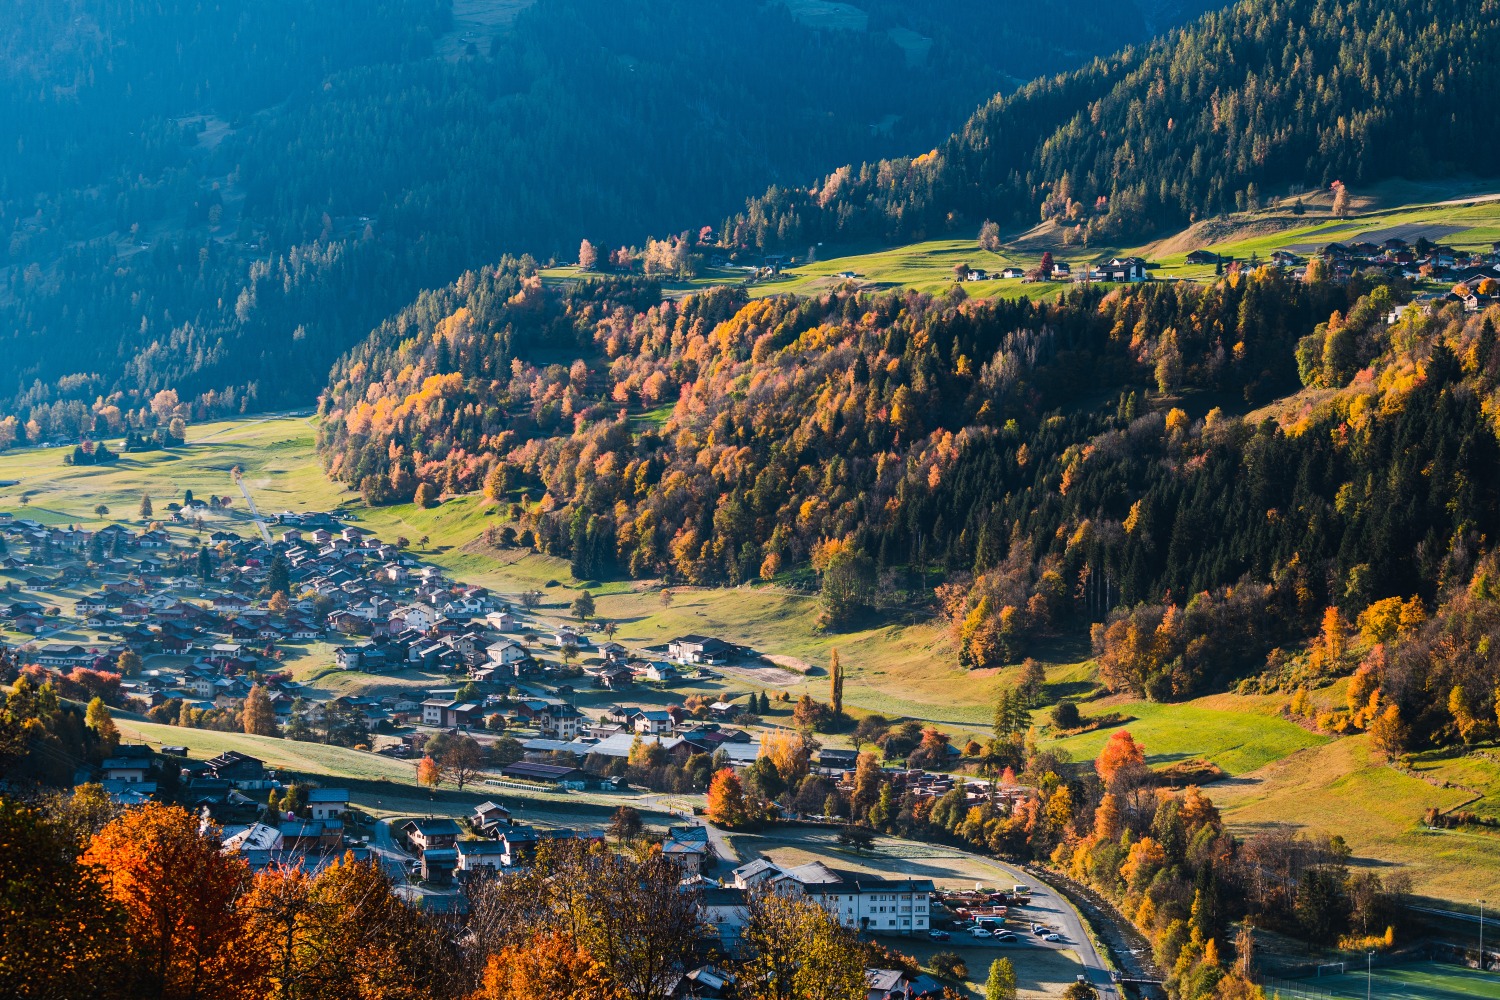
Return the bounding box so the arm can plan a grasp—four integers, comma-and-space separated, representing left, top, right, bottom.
927, 921, 1063, 944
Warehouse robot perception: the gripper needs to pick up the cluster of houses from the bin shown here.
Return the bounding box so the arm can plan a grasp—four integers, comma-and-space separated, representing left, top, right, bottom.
1187, 236, 1500, 311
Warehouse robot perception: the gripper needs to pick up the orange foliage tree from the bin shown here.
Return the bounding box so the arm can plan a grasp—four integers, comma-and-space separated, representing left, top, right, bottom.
476, 931, 619, 1000
1095, 730, 1147, 786
705, 767, 750, 827
82, 803, 263, 1000
417, 754, 446, 788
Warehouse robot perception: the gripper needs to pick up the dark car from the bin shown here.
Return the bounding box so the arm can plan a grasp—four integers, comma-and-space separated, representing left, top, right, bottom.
927, 930, 950, 942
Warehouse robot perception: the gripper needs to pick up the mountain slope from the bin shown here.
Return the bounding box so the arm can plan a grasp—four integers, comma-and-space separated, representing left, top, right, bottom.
725, 0, 1500, 251
0, 0, 1214, 440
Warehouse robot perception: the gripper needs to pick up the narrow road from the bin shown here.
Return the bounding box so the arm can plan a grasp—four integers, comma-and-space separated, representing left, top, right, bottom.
370, 819, 415, 878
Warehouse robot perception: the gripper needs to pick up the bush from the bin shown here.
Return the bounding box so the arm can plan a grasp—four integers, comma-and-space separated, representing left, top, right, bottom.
931, 951, 967, 980
1050, 700, 1082, 730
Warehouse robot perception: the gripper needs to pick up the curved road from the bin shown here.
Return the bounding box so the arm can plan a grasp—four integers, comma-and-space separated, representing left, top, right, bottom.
723, 826, 1119, 997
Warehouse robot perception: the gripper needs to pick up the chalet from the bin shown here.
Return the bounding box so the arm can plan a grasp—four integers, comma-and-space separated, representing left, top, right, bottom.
661, 825, 713, 873
1185, 249, 1223, 265
635, 710, 676, 736
999, 266, 1024, 279
644, 662, 679, 683
402, 817, 462, 853
306, 788, 349, 820
867, 969, 946, 999
1096, 256, 1149, 282
485, 610, 519, 632
472, 800, 512, 833
101, 753, 152, 784
485, 639, 526, 666
205, 750, 265, 784
35, 644, 94, 668
596, 664, 634, 690
454, 839, 509, 874
537, 703, 585, 740
421, 699, 480, 728
667, 635, 732, 665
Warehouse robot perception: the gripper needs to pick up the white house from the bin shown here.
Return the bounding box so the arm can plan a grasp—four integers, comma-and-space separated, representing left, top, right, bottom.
485, 640, 526, 666
306, 788, 349, 820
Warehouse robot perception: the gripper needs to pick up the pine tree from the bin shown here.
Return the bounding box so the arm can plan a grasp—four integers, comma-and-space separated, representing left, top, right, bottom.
138, 495, 153, 520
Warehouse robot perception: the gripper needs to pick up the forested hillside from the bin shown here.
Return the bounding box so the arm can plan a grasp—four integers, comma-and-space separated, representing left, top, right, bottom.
319, 244, 1500, 749
0, 0, 1201, 441
724, 0, 1500, 252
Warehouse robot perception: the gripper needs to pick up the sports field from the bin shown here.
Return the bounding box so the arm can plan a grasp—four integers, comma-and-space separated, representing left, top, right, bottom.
1271, 961, 1500, 1000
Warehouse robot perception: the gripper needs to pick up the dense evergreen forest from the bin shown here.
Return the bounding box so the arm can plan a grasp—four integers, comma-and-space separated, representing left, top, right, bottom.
722, 0, 1500, 252
0, 0, 1203, 441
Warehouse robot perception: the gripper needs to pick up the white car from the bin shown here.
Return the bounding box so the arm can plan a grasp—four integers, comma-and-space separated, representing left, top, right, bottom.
1041, 933, 1063, 942
969, 927, 994, 939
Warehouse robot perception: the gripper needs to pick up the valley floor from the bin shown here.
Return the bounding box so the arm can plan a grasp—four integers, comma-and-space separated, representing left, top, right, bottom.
6, 413, 1500, 903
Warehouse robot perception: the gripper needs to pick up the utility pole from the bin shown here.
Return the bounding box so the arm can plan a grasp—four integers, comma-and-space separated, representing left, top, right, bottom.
1481, 899, 1487, 972
1366, 950, 1373, 1000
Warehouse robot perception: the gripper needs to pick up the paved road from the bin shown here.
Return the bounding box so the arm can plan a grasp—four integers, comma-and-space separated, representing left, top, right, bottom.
370, 819, 415, 878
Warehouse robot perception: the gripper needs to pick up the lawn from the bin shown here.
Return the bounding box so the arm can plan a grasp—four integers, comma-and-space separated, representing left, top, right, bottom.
114, 719, 678, 829
1277, 961, 1500, 1000
1040, 692, 1329, 776
1212, 735, 1500, 901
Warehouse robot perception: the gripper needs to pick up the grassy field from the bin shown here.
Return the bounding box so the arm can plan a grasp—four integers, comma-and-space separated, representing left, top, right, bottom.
537, 182, 1500, 307
114, 719, 679, 829
1211, 735, 1500, 901
1276, 961, 1500, 1000
1040, 692, 1328, 776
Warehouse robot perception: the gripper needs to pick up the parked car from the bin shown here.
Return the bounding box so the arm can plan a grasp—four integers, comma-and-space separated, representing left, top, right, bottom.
927, 930, 950, 942
993, 930, 1016, 941
969, 927, 994, 939
1042, 933, 1063, 942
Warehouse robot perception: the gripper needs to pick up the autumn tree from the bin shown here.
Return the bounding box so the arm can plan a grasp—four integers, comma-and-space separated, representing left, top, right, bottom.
83, 803, 263, 1000
985, 957, 1018, 1000
437, 735, 484, 791
86, 695, 120, 751
1095, 729, 1147, 787
608, 805, 643, 843
705, 767, 750, 827
828, 648, 844, 716
417, 754, 447, 789
0, 797, 123, 998
243, 684, 277, 736
578, 240, 599, 272
740, 888, 867, 1000
759, 730, 813, 789
476, 930, 617, 1000
1369, 704, 1410, 760
979, 220, 1001, 252
1331, 180, 1351, 217
564, 849, 702, 1000
118, 649, 142, 676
